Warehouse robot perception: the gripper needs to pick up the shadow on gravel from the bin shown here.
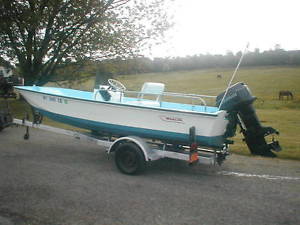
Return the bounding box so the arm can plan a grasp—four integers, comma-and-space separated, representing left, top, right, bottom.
0, 207, 66, 225
0, 208, 43, 225
145, 158, 222, 177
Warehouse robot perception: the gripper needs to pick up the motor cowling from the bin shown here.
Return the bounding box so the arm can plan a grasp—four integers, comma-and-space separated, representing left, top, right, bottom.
216, 82, 281, 157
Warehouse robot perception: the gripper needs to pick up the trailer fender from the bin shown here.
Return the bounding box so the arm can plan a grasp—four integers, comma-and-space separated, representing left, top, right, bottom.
108, 136, 152, 161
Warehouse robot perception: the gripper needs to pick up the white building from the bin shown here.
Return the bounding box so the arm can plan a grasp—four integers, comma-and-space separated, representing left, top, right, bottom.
0, 66, 13, 78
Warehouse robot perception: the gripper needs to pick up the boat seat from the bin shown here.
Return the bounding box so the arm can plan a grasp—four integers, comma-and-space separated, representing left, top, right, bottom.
138, 82, 165, 102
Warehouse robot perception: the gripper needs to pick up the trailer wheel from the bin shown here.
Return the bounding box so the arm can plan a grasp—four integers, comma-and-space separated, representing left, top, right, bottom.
115, 142, 146, 175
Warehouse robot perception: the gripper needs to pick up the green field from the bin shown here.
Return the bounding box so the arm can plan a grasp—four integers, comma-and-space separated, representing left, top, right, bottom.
7, 66, 300, 160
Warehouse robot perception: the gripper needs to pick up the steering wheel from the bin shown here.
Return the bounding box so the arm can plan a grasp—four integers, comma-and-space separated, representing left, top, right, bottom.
108, 79, 126, 91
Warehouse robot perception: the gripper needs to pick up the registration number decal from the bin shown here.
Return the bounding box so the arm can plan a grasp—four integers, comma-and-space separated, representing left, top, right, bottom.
43, 95, 68, 104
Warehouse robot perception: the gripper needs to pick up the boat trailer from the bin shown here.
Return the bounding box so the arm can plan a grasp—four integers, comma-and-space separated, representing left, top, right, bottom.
11, 117, 227, 174
1, 98, 228, 175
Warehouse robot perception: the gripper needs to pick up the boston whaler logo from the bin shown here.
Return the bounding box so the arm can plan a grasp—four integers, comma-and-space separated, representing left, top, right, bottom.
160, 115, 184, 124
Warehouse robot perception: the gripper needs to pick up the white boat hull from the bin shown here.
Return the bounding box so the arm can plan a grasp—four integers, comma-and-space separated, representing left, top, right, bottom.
16, 87, 229, 147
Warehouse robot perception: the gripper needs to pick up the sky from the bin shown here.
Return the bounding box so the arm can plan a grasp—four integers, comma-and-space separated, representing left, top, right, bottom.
150, 0, 300, 57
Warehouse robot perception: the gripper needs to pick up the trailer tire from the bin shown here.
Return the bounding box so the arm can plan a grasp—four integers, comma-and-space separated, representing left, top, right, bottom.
115, 142, 146, 175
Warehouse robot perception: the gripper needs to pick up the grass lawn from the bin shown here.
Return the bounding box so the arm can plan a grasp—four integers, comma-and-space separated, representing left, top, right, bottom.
5, 65, 300, 160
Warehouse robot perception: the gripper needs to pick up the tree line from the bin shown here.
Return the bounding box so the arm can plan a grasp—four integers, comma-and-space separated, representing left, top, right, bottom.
62, 48, 300, 79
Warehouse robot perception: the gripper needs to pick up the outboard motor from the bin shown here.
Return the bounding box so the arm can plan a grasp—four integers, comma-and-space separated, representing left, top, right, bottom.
216, 82, 281, 157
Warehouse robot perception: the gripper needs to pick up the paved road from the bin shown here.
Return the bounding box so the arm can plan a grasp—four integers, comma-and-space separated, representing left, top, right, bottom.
0, 126, 299, 225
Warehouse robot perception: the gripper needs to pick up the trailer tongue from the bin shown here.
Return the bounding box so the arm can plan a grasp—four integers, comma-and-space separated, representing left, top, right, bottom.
217, 82, 281, 157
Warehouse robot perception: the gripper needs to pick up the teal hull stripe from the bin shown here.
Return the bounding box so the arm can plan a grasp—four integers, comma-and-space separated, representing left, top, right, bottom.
37, 108, 224, 148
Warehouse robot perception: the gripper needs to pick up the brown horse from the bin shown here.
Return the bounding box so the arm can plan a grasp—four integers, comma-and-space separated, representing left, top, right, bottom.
279, 90, 293, 100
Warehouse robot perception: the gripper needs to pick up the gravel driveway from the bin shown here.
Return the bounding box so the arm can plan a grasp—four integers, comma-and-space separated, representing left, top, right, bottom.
0, 126, 299, 225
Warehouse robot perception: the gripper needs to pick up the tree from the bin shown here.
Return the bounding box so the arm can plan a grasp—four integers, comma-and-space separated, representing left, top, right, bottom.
0, 0, 171, 85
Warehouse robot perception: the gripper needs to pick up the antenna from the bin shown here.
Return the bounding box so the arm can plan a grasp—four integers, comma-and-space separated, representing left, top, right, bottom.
218, 43, 249, 109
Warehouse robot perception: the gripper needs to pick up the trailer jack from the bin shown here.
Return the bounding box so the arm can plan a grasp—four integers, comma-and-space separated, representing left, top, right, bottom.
21, 109, 43, 140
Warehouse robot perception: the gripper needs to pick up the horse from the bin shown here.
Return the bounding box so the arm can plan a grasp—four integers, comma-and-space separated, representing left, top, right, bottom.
279, 90, 293, 100
217, 74, 222, 79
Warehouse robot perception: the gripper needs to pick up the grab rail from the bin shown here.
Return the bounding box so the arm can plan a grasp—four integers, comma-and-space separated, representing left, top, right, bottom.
120, 90, 217, 112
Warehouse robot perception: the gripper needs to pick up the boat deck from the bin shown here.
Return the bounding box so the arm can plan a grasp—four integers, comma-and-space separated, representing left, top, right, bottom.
15, 86, 220, 114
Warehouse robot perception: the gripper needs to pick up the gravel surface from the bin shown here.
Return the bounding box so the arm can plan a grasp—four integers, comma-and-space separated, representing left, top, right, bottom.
0, 126, 299, 225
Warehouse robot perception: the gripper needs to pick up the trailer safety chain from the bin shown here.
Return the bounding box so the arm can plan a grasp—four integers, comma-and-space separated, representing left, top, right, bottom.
31, 107, 43, 125
33, 111, 43, 125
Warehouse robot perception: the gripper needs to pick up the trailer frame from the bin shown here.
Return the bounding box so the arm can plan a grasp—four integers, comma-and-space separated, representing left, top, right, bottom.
12, 118, 229, 174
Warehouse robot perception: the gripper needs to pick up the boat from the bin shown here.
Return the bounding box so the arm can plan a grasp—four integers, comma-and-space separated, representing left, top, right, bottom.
15, 79, 281, 156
